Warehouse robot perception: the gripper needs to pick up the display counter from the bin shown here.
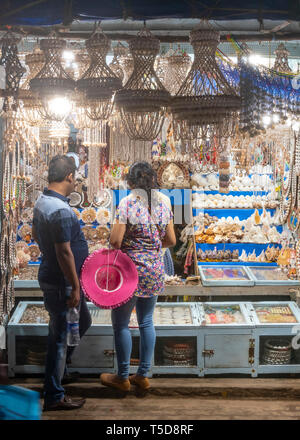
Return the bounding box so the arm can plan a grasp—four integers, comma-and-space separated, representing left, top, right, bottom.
7, 300, 300, 378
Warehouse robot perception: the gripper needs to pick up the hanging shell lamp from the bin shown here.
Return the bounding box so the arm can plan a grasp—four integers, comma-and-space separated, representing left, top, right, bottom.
109, 42, 129, 82
170, 29, 240, 140
164, 46, 192, 95
21, 48, 45, 126
114, 26, 170, 141
30, 36, 75, 121
120, 53, 134, 85
76, 26, 122, 121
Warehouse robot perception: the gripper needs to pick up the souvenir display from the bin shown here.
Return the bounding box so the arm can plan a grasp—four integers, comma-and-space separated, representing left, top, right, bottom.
248, 266, 300, 284
18, 224, 32, 242
164, 275, 185, 286
72, 208, 81, 220
19, 304, 49, 324
157, 161, 190, 189
253, 304, 298, 324
199, 265, 254, 286
2, 24, 300, 354
81, 207, 97, 224
96, 208, 111, 225
204, 304, 246, 324
163, 342, 196, 366
153, 306, 193, 326
69, 191, 83, 207
262, 339, 292, 365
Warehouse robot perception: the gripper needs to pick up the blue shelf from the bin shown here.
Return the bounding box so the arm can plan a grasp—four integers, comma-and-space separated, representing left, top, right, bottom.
193, 208, 276, 220
113, 189, 191, 206
196, 242, 281, 255
193, 190, 270, 196
198, 261, 278, 267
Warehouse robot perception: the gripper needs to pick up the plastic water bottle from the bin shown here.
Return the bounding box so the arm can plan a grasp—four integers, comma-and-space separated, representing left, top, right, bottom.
66, 307, 80, 346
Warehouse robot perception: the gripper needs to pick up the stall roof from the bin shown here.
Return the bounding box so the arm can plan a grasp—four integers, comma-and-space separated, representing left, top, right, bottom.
0, 0, 300, 26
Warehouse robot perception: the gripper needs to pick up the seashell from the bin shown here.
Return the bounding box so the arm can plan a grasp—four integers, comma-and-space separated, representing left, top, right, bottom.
248, 250, 257, 262
257, 250, 266, 262
239, 249, 248, 261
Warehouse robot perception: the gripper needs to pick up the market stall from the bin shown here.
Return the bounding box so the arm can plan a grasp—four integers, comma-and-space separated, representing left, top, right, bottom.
0, 16, 300, 376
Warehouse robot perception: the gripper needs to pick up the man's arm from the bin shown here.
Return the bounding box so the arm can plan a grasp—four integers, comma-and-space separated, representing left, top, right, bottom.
32, 224, 39, 245
54, 241, 80, 308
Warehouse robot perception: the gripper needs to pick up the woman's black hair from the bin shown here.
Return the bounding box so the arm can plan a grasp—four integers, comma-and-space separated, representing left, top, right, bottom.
126, 161, 158, 211
48, 155, 77, 183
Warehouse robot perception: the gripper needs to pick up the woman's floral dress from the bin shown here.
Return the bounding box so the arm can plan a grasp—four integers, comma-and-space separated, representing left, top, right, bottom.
115, 191, 173, 297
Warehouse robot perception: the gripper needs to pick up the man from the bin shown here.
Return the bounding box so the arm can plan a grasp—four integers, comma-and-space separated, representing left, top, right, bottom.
32, 155, 91, 411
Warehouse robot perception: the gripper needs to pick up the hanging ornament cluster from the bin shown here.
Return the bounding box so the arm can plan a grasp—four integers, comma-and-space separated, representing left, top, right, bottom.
0, 30, 26, 112
30, 35, 75, 121
239, 51, 300, 137
273, 43, 292, 73
170, 28, 240, 141
115, 25, 170, 141
279, 132, 300, 232
0, 113, 40, 324
76, 25, 122, 121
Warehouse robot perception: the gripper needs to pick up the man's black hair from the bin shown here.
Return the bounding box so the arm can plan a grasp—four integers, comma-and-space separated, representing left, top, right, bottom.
48, 155, 77, 184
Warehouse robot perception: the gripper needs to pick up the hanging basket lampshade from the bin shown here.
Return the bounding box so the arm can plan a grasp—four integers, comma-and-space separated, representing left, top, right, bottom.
120, 53, 134, 85
163, 46, 192, 95
109, 42, 129, 82
30, 37, 75, 121
114, 26, 170, 141
170, 29, 240, 141
76, 27, 122, 121
21, 48, 45, 126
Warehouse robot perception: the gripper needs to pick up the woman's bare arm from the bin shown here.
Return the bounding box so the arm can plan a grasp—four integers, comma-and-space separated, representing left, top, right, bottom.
161, 220, 176, 248
109, 220, 126, 249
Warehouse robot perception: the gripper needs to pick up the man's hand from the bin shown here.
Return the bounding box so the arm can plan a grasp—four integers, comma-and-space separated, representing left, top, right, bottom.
67, 286, 80, 308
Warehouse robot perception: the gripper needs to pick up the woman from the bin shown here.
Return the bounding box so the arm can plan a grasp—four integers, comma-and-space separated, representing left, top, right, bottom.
100, 162, 176, 392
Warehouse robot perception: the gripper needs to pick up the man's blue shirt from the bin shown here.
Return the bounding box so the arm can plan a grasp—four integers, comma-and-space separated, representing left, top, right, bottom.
33, 188, 89, 286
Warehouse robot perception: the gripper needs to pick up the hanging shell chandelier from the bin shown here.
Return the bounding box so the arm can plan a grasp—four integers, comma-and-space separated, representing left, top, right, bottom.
170, 29, 240, 140
120, 53, 134, 85
109, 42, 128, 82
30, 36, 75, 121
21, 48, 45, 126
163, 46, 192, 95
0, 30, 26, 112
76, 26, 122, 121
273, 43, 292, 73
115, 26, 170, 141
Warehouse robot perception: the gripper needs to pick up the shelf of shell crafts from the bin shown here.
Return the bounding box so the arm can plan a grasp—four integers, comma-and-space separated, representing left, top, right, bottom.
14, 205, 112, 285
191, 167, 295, 271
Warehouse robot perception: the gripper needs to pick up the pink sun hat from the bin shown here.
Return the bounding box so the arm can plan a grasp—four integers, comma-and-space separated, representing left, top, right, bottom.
80, 248, 138, 309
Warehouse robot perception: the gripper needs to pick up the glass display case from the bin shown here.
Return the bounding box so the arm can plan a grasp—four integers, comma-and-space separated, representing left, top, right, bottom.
198, 265, 254, 286
249, 302, 300, 326
196, 302, 256, 376
246, 301, 300, 375
247, 266, 300, 286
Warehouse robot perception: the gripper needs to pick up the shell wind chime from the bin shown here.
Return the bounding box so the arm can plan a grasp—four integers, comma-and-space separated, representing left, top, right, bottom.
170, 27, 240, 141
115, 25, 170, 141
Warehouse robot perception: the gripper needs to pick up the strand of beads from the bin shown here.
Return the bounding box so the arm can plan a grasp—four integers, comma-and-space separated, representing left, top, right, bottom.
2, 153, 10, 219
